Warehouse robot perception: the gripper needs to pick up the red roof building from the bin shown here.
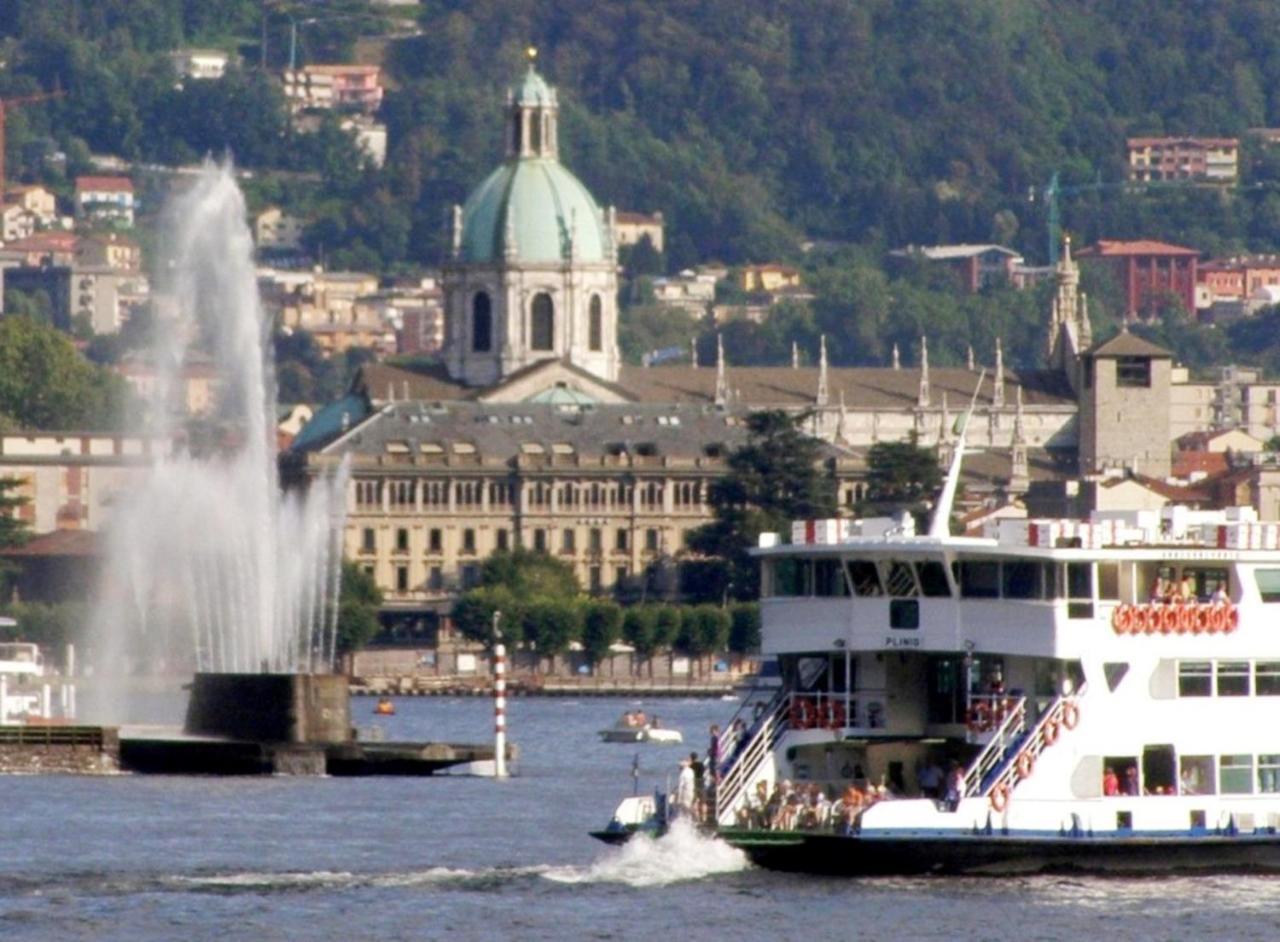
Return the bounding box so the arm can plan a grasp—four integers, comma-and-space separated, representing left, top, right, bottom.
1076, 239, 1199, 320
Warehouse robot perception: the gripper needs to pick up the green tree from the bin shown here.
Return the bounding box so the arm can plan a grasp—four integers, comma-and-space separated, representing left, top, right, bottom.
450, 585, 524, 648
0, 317, 129, 429
622, 605, 660, 675
653, 605, 682, 654
581, 600, 622, 669
728, 602, 761, 654
335, 561, 383, 657
860, 440, 945, 519
479, 547, 579, 599
686, 410, 836, 601
0, 478, 31, 597
678, 604, 730, 676
522, 598, 581, 672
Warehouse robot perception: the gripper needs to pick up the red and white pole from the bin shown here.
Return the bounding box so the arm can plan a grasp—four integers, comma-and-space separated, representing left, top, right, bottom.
493, 610, 508, 779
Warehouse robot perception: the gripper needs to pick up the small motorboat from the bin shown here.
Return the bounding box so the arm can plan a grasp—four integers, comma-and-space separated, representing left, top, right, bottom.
373, 697, 395, 716
598, 711, 682, 744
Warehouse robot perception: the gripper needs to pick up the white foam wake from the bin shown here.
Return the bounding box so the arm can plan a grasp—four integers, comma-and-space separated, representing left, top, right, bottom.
544, 819, 749, 887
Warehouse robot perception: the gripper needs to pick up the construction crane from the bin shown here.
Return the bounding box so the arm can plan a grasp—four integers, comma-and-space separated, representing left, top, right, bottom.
0, 90, 65, 198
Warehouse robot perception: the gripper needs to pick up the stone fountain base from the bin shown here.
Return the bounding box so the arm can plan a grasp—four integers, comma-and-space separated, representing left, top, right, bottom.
184, 672, 351, 744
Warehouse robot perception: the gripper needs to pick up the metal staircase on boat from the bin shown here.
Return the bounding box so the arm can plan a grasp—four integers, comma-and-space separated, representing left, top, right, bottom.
713, 686, 790, 826
964, 691, 1083, 804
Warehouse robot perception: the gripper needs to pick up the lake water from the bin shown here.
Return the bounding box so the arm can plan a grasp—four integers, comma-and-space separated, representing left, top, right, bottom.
1, 694, 1277, 941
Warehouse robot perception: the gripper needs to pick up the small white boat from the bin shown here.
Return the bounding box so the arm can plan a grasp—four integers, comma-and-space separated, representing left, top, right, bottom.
599, 712, 683, 744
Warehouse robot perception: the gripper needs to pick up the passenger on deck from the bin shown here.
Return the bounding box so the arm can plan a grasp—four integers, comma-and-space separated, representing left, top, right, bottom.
1211, 584, 1230, 605
1123, 765, 1140, 796
1103, 766, 1120, 796
1179, 574, 1196, 601
918, 759, 944, 800
944, 762, 965, 812
738, 780, 770, 828
674, 757, 696, 817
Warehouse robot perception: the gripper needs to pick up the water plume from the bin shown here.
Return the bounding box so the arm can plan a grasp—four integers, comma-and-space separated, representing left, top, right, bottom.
84, 162, 348, 719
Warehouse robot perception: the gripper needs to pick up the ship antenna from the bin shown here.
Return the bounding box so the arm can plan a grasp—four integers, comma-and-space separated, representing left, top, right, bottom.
928, 369, 986, 539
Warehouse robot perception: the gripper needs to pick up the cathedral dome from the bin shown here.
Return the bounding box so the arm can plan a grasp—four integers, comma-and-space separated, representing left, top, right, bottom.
459, 159, 607, 263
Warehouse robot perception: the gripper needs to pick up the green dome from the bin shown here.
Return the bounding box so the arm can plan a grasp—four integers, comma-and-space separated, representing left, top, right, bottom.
460, 158, 608, 264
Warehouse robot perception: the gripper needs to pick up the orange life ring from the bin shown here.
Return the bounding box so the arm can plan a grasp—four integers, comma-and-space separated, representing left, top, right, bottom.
1041, 718, 1060, 746
1160, 606, 1176, 635
967, 702, 991, 734
790, 699, 813, 729
990, 784, 1009, 812
1176, 605, 1192, 635
1210, 606, 1227, 634
1226, 603, 1239, 633
1194, 605, 1211, 634
827, 700, 846, 730
1061, 701, 1080, 730
1016, 753, 1034, 779
1111, 604, 1132, 634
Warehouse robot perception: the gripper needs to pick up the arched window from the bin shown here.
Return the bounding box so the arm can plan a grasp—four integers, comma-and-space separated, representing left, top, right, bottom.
531, 292, 554, 350
472, 292, 492, 352
512, 111, 523, 154
530, 112, 542, 152
588, 294, 603, 351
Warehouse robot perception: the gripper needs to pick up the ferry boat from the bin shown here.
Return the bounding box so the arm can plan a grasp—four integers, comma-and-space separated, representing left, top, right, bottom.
592, 428, 1280, 875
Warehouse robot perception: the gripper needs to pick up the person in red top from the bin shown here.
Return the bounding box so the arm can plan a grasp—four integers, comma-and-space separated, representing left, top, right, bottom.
1103, 767, 1120, 796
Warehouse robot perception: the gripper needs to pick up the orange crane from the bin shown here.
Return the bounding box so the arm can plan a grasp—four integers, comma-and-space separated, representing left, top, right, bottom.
0, 90, 65, 198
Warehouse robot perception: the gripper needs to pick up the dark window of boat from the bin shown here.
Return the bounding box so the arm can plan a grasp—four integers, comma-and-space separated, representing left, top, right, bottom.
915, 561, 951, 597
1097, 562, 1119, 600
1216, 660, 1251, 696
1040, 562, 1061, 599
1143, 745, 1176, 796
1066, 562, 1093, 619
1256, 662, 1280, 696
957, 560, 999, 598
1189, 810, 1206, 829
846, 560, 883, 596
771, 557, 809, 596
1002, 561, 1038, 599
890, 598, 919, 629
883, 560, 918, 597
1103, 662, 1129, 692
1116, 811, 1132, 830
1180, 755, 1214, 795
813, 558, 849, 597
1178, 661, 1212, 697
1116, 356, 1150, 388
1185, 566, 1229, 602
1256, 569, 1280, 603
1259, 755, 1280, 793
1220, 755, 1254, 794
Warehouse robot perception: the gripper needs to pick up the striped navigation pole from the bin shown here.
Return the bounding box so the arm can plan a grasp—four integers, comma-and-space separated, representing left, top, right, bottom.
493, 610, 508, 778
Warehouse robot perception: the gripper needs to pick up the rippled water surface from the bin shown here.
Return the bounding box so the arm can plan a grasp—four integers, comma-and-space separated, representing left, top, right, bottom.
2, 695, 1278, 941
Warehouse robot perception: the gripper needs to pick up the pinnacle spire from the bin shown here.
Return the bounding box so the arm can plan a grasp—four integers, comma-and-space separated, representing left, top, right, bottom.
917, 335, 930, 408
816, 335, 829, 407
993, 337, 1005, 408
892, 343, 900, 370
714, 333, 728, 407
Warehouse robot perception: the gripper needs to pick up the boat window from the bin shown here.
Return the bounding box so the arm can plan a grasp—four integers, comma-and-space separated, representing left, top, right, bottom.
1102, 662, 1129, 692
1184, 566, 1229, 602
1177, 661, 1212, 697
1219, 754, 1254, 795
846, 560, 883, 597
1097, 563, 1119, 601
956, 560, 999, 598
813, 558, 849, 597
890, 599, 919, 629
1180, 755, 1215, 795
1259, 755, 1280, 794
1257, 662, 1280, 696
771, 557, 810, 597
1040, 562, 1061, 600
915, 561, 951, 597
1066, 562, 1093, 619
1216, 661, 1251, 697
882, 560, 918, 597
1256, 569, 1280, 603
1001, 561, 1038, 599
1142, 745, 1176, 796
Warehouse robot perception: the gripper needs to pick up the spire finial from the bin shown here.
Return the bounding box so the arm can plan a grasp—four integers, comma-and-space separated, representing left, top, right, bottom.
967, 344, 975, 371
892, 343, 900, 370
792, 341, 799, 369
526, 45, 538, 65
993, 337, 1006, 408
714, 333, 728, 407
816, 334, 829, 407
917, 335, 930, 408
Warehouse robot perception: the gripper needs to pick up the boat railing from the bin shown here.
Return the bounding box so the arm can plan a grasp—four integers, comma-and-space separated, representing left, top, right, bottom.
782, 690, 889, 733
713, 685, 791, 826
971, 690, 1085, 801
963, 695, 1027, 797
